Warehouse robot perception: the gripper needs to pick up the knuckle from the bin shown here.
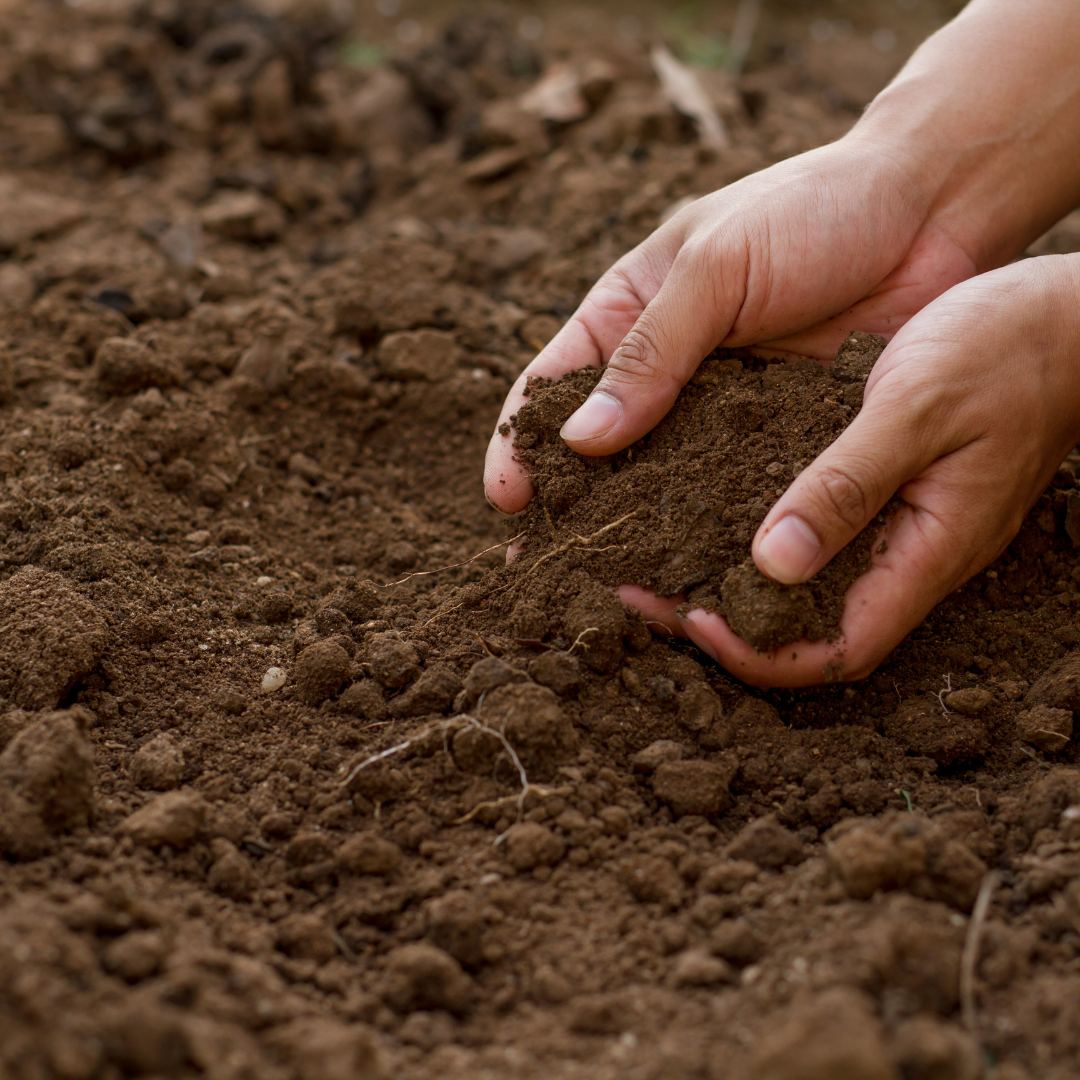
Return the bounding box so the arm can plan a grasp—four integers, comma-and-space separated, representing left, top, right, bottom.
607, 322, 668, 381
812, 463, 874, 533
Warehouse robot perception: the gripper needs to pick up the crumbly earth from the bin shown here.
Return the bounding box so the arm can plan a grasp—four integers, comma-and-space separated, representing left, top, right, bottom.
0, 3, 1079, 1080
511, 331, 889, 651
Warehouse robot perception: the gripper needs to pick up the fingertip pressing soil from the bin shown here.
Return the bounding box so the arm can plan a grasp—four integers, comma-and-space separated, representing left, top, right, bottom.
512, 332, 889, 650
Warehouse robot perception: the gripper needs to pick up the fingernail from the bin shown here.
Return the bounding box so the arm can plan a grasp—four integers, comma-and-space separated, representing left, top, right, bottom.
560, 391, 622, 443
757, 515, 821, 584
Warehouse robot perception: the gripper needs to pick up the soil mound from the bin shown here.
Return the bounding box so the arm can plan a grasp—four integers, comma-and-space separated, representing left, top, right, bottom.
511, 332, 888, 649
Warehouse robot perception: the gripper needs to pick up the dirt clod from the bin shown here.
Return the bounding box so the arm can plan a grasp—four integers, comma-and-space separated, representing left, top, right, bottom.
129, 732, 184, 790
120, 790, 207, 848
0, 568, 107, 711
651, 757, 737, 817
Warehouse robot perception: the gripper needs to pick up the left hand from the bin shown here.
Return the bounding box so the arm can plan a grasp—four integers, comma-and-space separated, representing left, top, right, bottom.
624, 255, 1080, 686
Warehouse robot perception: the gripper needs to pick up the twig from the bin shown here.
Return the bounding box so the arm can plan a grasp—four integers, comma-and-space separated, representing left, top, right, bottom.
961, 870, 1000, 1034
375, 533, 524, 589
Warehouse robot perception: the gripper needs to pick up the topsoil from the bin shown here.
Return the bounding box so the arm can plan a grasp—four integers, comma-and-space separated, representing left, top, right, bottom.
0, 3, 1078, 1080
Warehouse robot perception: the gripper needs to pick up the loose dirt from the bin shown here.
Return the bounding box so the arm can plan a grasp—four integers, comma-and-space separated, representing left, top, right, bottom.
510, 331, 889, 651
0, 3, 1078, 1080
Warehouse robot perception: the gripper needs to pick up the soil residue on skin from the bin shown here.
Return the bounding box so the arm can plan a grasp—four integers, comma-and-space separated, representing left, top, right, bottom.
511, 332, 889, 650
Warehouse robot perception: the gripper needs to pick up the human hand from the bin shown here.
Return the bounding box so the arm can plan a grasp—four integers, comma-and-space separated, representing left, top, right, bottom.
622, 256, 1080, 686
485, 135, 976, 513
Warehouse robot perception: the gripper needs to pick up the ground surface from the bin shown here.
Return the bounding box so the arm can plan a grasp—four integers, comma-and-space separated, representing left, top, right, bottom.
0, 2, 1079, 1079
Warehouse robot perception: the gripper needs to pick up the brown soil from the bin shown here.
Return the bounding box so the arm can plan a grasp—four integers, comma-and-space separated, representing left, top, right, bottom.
0, 3, 1079, 1080
511, 331, 889, 651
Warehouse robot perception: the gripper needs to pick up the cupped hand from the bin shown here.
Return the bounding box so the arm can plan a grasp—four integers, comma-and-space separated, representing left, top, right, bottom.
625, 257, 1080, 686
485, 135, 977, 514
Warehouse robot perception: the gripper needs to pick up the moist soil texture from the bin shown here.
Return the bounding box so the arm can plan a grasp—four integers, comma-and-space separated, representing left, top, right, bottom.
0, 3, 1079, 1080
511, 331, 889, 651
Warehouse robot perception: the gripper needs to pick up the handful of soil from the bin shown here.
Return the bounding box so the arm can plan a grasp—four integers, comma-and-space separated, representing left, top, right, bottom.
510, 332, 889, 651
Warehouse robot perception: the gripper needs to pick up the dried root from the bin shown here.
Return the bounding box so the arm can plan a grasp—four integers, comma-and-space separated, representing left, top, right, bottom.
339, 699, 571, 842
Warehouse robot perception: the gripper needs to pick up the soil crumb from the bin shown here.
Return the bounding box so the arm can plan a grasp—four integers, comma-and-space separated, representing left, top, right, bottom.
512, 332, 888, 650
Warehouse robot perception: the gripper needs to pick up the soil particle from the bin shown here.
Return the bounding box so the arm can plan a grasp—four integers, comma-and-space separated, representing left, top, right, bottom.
513, 333, 888, 651
668, 947, 735, 989
269, 1018, 386, 1080
827, 816, 927, 900
207, 841, 257, 901
473, 682, 577, 777
890, 1015, 984, 1080
276, 913, 337, 964
363, 632, 420, 689
621, 854, 685, 908
503, 821, 566, 870
745, 987, 893, 1080
388, 664, 461, 718
381, 943, 474, 1015
526, 651, 581, 697
725, 814, 805, 869
337, 832, 402, 876
339, 679, 388, 719
0, 706, 94, 833
1017, 704, 1073, 752
129, 732, 184, 790
632, 738, 690, 773
943, 687, 993, 716
293, 640, 351, 705
1024, 649, 1080, 710
425, 890, 487, 967
710, 919, 766, 967
120, 790, 208, 848
94, 338, 180, 396
0, 568, 108, 711
651, 757, 737, 817
377, 329, 461, 382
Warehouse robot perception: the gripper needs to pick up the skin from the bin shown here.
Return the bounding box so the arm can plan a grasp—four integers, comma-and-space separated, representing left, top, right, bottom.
484, 0, 1080, 687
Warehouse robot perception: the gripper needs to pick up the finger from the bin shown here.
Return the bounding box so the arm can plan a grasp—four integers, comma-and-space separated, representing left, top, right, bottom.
484, 248, 677, 512
683, 501, 951, 686
559, 236, 749, 455
751, 364, 948, 586
613, 585, 683, 637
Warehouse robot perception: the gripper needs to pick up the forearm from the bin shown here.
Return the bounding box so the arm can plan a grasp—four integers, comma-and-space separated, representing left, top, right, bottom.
851, 0, 1080, 270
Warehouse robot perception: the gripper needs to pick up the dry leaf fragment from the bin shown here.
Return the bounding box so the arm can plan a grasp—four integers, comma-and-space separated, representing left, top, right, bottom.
520, 62, 589, 124
650, 44, 731, 152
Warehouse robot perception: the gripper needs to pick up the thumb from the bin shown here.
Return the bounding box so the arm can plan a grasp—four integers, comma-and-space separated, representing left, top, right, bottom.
751, 388, 935, 584
560, 243, 746, 455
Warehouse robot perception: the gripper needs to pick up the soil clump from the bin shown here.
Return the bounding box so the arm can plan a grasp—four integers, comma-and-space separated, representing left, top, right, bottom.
510, 331, 888, 650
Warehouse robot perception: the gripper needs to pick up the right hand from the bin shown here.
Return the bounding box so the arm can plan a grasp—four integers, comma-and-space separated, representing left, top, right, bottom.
484, 135, 978, 512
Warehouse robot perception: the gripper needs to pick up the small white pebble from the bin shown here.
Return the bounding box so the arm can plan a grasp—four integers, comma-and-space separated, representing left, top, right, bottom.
185, 530, 212, 545
111, 462, 123, 472
198, 643, 209, 651
261, 667, 287, 693
255, 575, 274, 588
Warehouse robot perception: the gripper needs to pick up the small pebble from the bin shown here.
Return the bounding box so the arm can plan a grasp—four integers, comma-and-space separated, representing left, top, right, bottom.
255, 576, 274, 588
262, 667, 287, 693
